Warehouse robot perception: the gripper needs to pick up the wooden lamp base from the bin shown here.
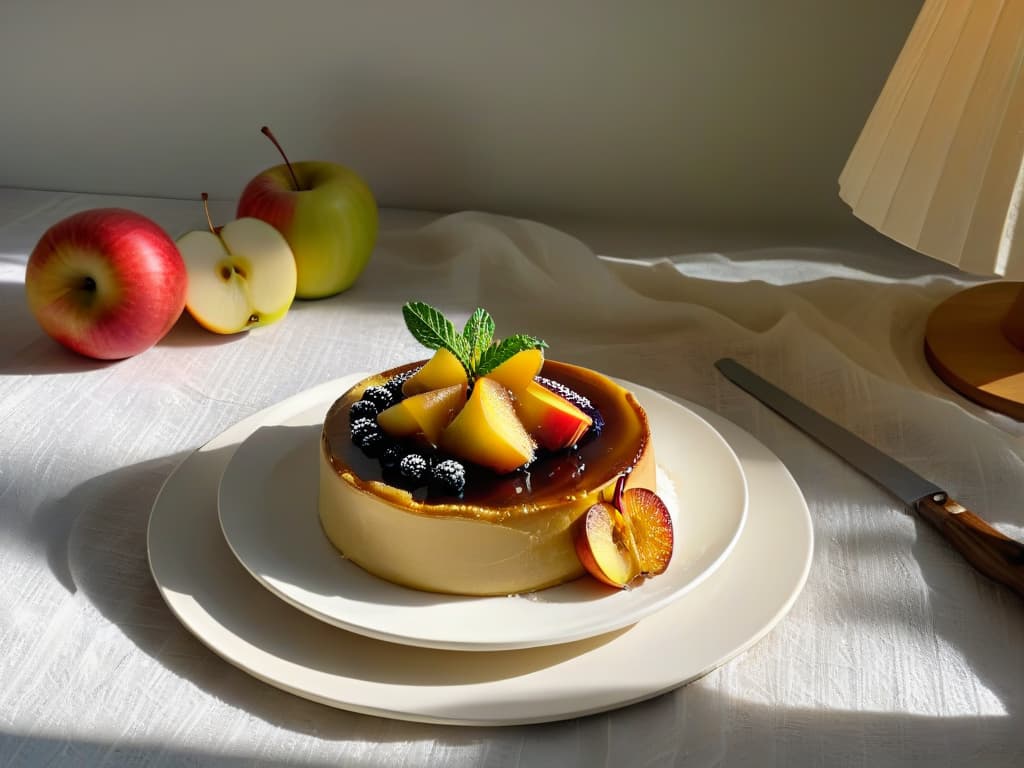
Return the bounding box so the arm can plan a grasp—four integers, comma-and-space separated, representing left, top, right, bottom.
924, 282, 1024, 419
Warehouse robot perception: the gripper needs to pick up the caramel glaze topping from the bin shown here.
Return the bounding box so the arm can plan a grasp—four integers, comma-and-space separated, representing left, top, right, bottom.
323, 360, 651, 524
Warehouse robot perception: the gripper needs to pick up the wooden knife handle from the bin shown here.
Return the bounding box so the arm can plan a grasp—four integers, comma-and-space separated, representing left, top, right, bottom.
916, 494, 1024, 598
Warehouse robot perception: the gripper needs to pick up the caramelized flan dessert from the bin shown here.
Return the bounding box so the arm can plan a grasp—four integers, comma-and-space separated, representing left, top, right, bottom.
318, 302, 672, 595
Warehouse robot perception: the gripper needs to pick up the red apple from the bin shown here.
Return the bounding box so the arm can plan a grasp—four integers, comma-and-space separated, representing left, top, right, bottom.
25, 208, 187, 360
236, 126, 378, 299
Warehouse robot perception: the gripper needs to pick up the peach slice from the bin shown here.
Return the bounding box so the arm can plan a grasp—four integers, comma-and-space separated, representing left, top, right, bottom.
621, 488, 674, 575
575, 502, 640, 588
574, 478, 673, 587
513, 381, 592, 451
439, 377, 535, 474
403, 348, 468, 395
484, 348, 543, 394
377, 382, 468, 444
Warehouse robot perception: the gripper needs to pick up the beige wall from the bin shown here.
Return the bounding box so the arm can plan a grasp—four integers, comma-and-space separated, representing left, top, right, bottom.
0, 1, 922, 236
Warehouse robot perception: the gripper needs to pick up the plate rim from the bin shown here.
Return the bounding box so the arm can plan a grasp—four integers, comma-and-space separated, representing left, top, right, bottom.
214, 377, 749, 651
147, 378, 813, 726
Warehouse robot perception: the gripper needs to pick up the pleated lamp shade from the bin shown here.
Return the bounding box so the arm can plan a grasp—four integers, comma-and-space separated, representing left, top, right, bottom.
840, 0, 1024, 418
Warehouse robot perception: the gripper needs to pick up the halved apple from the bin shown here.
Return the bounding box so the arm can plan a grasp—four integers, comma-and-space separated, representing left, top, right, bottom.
514, 381, 592, 451
376, 382, 468, 444
574, 480, 673, 587
439, 377, 535, 474
177, 217, 296, 334
403, 348, 468, 395
484, 348, 543, 394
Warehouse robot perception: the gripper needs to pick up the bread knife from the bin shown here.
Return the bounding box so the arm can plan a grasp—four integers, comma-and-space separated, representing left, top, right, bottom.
715, 357, 1024, 598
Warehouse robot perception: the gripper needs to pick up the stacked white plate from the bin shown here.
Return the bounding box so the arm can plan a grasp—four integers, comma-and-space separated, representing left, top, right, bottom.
147, 375, 812, 725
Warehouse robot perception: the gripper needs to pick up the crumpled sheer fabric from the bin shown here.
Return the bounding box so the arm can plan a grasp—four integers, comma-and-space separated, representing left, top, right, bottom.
1, 195, 1022, 766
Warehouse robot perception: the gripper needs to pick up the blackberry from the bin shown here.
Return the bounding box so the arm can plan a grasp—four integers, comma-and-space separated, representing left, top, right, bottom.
348, 399, 378, 423
380, 443, 405, 469
385, 367, 420, 395
361, 385, 395, 411
399, 453, 429, 483
350, 417, 379, 444
357, 429, 387, 455
431, 459, 466, 495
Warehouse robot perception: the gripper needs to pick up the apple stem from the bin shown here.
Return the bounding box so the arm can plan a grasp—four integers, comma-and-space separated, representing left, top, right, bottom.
261, 126, 301, 191
613, 474, 627, 510
201, 193, 217, 235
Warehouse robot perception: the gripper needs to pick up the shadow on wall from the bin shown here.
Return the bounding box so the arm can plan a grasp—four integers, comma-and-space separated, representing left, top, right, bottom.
0, 1, 924, 234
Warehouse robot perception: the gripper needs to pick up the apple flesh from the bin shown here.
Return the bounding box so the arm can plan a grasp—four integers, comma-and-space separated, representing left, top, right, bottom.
574, 484, 674, 588
25, 208, 186, 360
439, 377, 535, 474
177, 217, 297, 334
237, 160, 378, 299
377, 382, 468, 445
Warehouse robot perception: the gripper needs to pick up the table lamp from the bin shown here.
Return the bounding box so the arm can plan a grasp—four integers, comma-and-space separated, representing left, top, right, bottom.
839, 0, 1024, 418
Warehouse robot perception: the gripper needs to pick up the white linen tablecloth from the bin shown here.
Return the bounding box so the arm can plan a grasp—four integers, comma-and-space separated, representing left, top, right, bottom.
1, 188, 1022, 766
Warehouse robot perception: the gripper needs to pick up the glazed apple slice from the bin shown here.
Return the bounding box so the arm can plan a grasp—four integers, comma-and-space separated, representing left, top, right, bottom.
575, 478, 674, 587
439, 377, 535, 474
376, 382, 467, 444
484, 348, 543, 394
514, 381, 592, 451
403, 348, 468, 395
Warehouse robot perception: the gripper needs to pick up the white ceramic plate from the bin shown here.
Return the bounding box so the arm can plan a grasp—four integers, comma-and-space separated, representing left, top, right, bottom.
147, 377, 813, 726
216, 374, 747, 651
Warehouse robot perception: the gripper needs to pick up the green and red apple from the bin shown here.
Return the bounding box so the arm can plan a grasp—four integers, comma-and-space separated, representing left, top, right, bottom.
25, 208, 187, 360
176, 195, 297, 334
237, 127, 378, 299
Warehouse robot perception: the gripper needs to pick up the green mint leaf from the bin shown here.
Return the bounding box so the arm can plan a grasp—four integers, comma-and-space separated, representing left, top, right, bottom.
476, 334, 548, 376
402, 301, 471, 371
462, 308, 495, 369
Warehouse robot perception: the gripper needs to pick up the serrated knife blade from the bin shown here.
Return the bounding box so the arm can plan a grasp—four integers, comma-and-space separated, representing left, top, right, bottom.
715, 357, 1024, 599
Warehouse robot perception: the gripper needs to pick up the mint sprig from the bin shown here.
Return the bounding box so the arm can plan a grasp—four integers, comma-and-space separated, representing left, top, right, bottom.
463, 307, 494, 370
402, 301, 546, 382
476, 334, 547, 376
402, 301, 471, 375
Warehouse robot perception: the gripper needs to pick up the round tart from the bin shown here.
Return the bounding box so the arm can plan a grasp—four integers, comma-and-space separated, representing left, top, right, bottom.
319, 359, 654, 595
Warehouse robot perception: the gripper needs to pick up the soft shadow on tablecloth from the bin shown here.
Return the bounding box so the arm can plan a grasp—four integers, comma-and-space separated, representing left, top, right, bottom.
3, 209, 1022, 766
